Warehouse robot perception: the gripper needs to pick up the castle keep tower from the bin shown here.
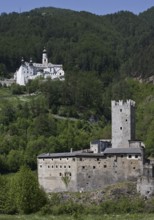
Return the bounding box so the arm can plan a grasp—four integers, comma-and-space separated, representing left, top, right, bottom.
112, 100, 135, 148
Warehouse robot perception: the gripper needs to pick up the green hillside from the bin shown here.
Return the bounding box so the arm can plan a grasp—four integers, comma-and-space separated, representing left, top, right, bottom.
0, 7, 153, 173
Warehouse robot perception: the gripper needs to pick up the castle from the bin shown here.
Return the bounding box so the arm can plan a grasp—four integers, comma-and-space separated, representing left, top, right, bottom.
14, 48, 65, 86
38, 100, 148, 193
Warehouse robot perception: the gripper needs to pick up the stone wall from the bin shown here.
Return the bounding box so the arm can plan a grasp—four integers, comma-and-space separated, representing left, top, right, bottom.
112, 100, 135, 148
38, 153, 143, 192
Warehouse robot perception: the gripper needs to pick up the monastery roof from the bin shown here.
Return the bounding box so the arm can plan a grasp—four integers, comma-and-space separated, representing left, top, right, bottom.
103, 147, 143, 155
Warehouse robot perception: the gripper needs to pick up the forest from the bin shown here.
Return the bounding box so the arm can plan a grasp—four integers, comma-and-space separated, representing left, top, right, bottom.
0, 6, 153, 215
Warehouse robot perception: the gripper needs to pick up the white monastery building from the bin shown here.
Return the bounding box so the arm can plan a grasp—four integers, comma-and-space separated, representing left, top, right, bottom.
14, 48, 65, 86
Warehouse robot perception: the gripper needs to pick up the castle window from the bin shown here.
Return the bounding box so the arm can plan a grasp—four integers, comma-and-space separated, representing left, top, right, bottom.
60, 165, 62, 168
120, 127, 122, 130
64, 165, 66, 168
60, 158, 62, 160
135, 155, 138, 158
104, 165, 107, 168
68, 166, 71, 168
70, 173, 72, 176
48, 166, 50, 168
72, 158, 75, 161
80, 158, 82, 161
93, 166, 96, 169
40, 165, 42, 168
121, 155, 124, 158
82, 166, 85, 169
97, 158, 100, 161
56, 165, 58, 168
52, 165, 54, 168
120, 109, 122, 112
128, 155, 132, 158
126, 119, 128, 122
133, 167, 136, 170
59, 173, 62, 176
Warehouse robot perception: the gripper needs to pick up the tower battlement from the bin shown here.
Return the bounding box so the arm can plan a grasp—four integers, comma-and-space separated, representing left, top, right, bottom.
112, 100, 135, 107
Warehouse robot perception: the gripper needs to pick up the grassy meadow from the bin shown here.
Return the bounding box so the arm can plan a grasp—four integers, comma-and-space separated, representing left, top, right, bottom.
0, 214, 154, 220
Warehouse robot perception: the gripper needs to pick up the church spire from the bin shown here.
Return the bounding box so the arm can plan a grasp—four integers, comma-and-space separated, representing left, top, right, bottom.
42, 47, 48, 65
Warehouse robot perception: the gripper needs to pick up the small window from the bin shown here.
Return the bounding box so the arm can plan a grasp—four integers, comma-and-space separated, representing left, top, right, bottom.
70, 173, 72, 176
120, 127, 122, 130
97, 158, 100, 161
52, 165, 54, 168
40, 165, 42, 168
72, 158, 75, 161
126, 119, 128, 122
121, 155, 124, 158
129, 155, 132, 158
48, 166, 50, 168
59, 173, 62, 176
60, 158, 62, 160
120, 109, 122, 112
104, 165, 107, 168
68, 165, 71, 168
60, 165, 62, 168
82, 166, 85, 169
64, 165, 66, 168
135, 155, 138, 158
93, 166, 96, 169
133, 167, 136, 170
80, 158, 82, 161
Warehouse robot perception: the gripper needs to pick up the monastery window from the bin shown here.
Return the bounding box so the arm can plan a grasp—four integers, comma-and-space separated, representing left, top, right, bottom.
120, 127, 122, 130
133, 167, 136, 170
121, 155, 124, 158
64, 165, 66, 168
70, 173, 72, 176
135, 155, 138, 158
48, 166, 50, 168
93, 166, 96, 169
40, 165, 42, 168
72, 158, 75, 161
104, 165, 107, 168
60, 158, 62, 160
82, 166, 85, 169
68, 165, 71, 168
80, 158, 82, 161
120, 109, 122, 112
128, 155, 132, 158
56, 165, 58, 168
126, 119, 128, 122
52, 165, 54, 168
59, 173, 62, 176
60, 165, 62, 168
97, 158, 100, 161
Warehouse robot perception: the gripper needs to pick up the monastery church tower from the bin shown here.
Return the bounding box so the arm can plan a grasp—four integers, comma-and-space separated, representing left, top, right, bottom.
112, 100, 135, 148
42, 48, 48, 65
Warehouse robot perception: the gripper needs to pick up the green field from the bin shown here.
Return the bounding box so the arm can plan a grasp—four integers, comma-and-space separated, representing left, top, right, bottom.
0, 214, 154, 220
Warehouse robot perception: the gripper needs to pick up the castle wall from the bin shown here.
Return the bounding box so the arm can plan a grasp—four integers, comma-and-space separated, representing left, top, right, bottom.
76, 155, 142, 191
38, 153, 143, 192
37, 157, 77, 192
112, 100, 135, 148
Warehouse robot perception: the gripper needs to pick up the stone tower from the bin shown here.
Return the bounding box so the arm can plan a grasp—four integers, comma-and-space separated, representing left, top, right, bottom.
42, 48, 48, 65
111, 100, 135, 148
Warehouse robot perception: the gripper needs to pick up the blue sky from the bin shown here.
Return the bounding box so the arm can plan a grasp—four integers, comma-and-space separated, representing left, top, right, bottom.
0, 0, 154, 15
